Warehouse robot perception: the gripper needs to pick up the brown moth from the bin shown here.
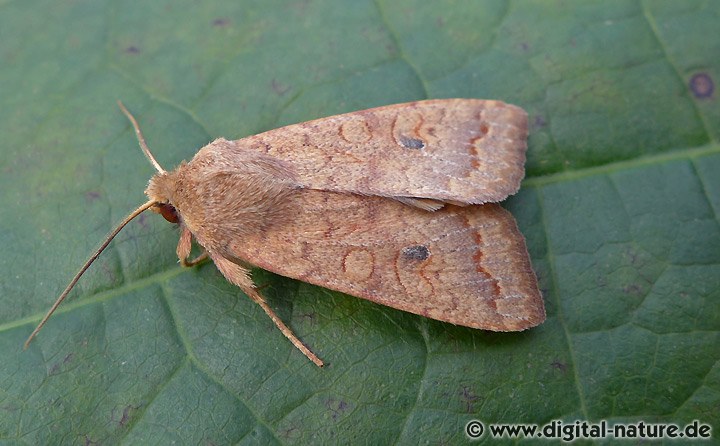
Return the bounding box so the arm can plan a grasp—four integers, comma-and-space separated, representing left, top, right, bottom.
25, 99, 545, 367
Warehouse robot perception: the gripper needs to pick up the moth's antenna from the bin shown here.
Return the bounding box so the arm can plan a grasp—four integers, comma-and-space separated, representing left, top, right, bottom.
24, 200, 157, 349
117, 100, 166, 174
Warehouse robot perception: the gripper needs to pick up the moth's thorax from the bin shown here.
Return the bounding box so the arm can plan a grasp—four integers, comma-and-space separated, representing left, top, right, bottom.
146, 138, 300, 251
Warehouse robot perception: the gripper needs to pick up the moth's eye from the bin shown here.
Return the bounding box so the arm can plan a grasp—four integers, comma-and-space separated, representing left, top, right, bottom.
157, 203, 179, 224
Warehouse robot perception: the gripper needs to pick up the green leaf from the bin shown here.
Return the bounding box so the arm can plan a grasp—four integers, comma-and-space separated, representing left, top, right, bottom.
1, 0, 719, 444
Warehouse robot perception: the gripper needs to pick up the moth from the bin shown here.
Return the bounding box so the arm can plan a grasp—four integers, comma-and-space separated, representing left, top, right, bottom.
25, 99, 545, 367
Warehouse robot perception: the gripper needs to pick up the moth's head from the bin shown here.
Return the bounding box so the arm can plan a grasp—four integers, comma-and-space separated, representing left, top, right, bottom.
146, 170, 181, 223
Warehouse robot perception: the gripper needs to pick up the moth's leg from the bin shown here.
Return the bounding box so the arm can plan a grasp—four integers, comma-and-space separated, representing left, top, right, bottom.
212, 254, 324, 367
183, 252, 208, 267
177, 226, 208, 267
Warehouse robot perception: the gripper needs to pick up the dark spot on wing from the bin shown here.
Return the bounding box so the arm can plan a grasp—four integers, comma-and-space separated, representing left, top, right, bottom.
125, 46, 140, 54
399, 136, 425, 150
402, 245, 430, 261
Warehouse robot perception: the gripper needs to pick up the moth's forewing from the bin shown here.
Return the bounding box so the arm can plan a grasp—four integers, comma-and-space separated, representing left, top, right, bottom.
230, 99, 529, 204
223, 190, 544, 331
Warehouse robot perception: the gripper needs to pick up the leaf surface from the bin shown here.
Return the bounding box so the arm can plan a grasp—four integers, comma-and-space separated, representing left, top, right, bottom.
1, 0, 718, 444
